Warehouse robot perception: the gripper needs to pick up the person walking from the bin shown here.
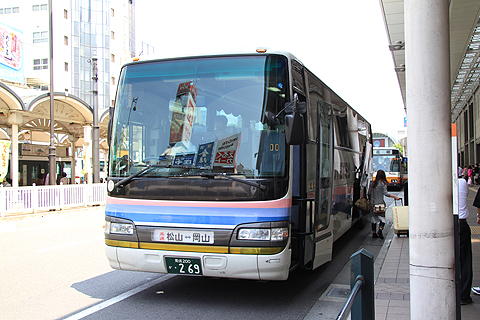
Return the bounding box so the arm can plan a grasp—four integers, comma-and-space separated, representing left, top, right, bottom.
468, 166, 473, 186
475, 164, 480, 185
369, 170, 400, 239
470, 188, 480, 299
59, 172, 69, 185
459, 175, 474, 305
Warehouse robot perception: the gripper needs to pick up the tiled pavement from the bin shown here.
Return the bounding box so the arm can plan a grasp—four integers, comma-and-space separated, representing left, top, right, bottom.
373, 185, 480, 320
374, 235, 410, 320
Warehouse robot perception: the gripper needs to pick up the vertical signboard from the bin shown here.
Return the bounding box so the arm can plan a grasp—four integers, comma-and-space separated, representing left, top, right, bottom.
0, 140, 11, 181
0, 23, 23, 83
214, 133, 241, 168
169, 81, 197, 145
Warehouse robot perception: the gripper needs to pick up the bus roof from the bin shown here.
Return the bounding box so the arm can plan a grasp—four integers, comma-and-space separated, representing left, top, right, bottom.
124, 49, 300, 67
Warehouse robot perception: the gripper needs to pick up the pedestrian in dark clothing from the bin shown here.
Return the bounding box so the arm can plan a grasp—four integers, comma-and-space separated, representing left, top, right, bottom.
459, 176, 473, 305
471, 188, 480, 299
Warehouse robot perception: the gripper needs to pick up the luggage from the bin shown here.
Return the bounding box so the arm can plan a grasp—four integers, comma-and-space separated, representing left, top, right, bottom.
391, 199, 409, 237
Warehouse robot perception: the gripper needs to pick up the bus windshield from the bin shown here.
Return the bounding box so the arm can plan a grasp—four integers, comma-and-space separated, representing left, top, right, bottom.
109, 55, 288, 180
373, 155, 397, 172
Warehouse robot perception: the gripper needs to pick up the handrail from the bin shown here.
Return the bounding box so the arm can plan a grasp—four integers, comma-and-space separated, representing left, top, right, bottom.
335, 248, 375, 320
336, 275, 365, 320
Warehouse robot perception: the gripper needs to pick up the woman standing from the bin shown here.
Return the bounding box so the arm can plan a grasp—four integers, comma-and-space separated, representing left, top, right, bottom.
370, 170, 400, 239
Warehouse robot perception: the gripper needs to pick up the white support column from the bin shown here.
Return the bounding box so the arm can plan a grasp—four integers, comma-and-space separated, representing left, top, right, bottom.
84, 126, 92, 184
69, 135, 77, 184
405, 0, 455, 319
10, 124, 18, 187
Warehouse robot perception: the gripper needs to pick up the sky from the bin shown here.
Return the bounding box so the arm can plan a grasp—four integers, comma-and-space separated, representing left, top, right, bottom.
134, 0, 406, 141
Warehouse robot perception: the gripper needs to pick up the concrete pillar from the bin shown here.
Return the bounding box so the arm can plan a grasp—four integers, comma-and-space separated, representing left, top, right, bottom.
69, 135, 77, 184
405, 0, 455, 319
7, 112, 22, 188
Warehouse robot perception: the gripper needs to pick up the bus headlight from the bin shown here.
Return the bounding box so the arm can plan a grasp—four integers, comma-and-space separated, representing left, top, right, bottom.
237, 227, 288, 241
109, 222, 135, 235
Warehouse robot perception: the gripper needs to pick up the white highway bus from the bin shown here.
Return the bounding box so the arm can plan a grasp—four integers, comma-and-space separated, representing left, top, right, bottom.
372, 147, 407, 189
105, 50, 373, 281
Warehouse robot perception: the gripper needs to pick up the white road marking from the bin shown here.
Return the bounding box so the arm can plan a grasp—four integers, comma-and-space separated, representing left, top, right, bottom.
0, 216, 99, 234
0, 222, 16, 233
36, 237, 103, 253
63, 275, 174, 320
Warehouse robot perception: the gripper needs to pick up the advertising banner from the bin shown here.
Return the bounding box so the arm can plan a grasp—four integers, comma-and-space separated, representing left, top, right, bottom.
0, 23, 23, 83
169, 81, 197, 145
0, 140, 11, 181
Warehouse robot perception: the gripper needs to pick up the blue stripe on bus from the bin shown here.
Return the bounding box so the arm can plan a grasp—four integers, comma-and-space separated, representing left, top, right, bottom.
105, 203, 290, 226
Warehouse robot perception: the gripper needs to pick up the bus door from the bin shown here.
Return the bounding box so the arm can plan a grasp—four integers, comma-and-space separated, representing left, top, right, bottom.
313, 100, 334, 269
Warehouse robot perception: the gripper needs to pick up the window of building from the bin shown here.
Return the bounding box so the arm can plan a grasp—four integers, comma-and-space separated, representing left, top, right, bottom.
33, 58, 48, 70
111, 8, 114, 17
64, 36, 68, 45
111, 54, 115, 63
111, 76, 116, 85
64, 9, 68, 19
33, 31, 48, 43
2, 7, 20, 14
65, 62, 69, 72
111, 31, 115, 40
33, 4, 47, 11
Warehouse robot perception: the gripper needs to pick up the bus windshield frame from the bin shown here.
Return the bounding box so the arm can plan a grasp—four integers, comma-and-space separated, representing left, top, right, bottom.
108, 54, 289, 199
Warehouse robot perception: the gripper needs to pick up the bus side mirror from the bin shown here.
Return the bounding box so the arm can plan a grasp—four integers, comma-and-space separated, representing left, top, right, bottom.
285, 111, 305, 145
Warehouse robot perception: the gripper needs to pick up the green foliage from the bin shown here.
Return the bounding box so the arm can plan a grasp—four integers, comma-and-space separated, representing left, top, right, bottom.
393, 143, 403, 154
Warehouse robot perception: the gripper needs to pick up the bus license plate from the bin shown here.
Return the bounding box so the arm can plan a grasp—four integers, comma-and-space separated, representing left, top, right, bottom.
165, 257, 202, 275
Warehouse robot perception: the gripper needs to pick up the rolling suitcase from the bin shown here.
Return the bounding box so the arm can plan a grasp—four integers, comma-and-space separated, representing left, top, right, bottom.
392, 199, 409, 237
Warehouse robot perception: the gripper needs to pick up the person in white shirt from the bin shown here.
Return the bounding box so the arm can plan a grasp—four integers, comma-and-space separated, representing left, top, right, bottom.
59, 172, 69, 185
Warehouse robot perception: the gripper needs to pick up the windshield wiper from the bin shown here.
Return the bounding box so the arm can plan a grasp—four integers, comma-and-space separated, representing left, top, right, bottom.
114, 164, 160, 188
173, 172, 267, 191
114, 164, 211, 188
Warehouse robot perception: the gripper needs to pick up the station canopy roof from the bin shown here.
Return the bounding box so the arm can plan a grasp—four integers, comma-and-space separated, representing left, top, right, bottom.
379, 0, 480, 121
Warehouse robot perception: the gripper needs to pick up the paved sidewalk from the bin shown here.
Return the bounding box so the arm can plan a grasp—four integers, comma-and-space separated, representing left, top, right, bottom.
374, 186, 480, 320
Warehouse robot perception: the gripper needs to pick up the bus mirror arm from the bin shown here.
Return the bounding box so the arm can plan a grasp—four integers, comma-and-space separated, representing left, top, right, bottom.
264, 93, 306, 127
107, 107, 114, 146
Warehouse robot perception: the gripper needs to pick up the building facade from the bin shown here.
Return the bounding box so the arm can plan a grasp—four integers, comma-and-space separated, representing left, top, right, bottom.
455, 86, 480, 167
0, 0, 136, 186
0, 0, 135, 108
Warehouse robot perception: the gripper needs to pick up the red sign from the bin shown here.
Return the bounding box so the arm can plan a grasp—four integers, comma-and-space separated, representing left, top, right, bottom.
214, 150, 236, 164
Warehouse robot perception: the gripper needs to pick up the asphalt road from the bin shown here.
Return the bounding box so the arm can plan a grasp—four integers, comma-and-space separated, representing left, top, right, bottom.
0, 194, 400, 320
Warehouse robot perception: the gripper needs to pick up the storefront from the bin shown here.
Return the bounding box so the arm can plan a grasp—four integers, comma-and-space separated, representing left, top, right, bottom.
18, 144, 71, 186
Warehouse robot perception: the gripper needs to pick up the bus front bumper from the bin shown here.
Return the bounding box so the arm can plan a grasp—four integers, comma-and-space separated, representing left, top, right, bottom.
105, 244, 291, 281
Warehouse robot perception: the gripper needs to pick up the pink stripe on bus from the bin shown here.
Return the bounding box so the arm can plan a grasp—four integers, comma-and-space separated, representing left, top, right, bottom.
106, 196, 292, 209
